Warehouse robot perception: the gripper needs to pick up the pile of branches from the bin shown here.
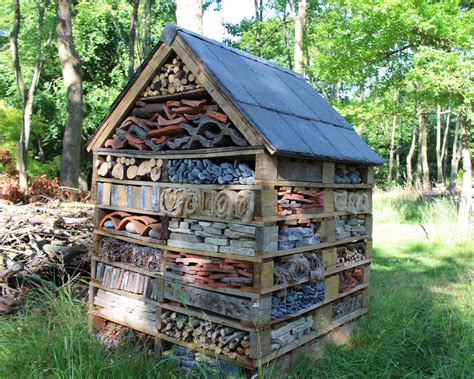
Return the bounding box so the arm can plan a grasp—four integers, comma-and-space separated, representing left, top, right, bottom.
0, 202, 94, 314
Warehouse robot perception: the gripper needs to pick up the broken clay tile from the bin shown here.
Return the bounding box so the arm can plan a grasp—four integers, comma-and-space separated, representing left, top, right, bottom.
206, 110, 228, 123
181, 99, 207, 108
147, 124, 184, 137
151, 136, 169, 144
104, 138, 126, 149
158, 115, 186, 126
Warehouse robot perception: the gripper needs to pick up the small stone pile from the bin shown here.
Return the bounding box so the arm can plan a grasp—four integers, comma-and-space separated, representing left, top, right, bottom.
167, 218, 257, 256
335, 216, 366, 240
162, 346, 242, 377
271, 315, 313, 351
334, 165, 362, 184
278, 223, 321, 250
167, 159, 255, 185
271, 281, 325, 319
332, 293, 363, 320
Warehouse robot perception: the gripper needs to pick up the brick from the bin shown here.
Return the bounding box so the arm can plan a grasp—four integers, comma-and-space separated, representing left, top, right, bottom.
228, 224, 256, 235
183, 219, 198, 224
230, 239, 255, 248
179, 222, 190, 229
198, 221, 212, 227
190, 224, 203, 231
204, 237, 229, 246
219, 245, 255, 256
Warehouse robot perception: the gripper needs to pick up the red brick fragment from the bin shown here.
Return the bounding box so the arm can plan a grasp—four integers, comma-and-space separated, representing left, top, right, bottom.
206, 110, 228, 123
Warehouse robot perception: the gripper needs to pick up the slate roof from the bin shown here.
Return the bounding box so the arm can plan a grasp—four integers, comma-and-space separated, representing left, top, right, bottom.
161, 24, 382, 165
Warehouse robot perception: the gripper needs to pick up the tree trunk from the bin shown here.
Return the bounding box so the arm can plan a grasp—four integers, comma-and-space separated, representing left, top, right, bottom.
128, 0, 139, 80
142, 0, 152, 58
416, 129, 423, 191
254, 0, 263, 53
387, 113, 397, 191
435, 105, 443, 184
406, 125, 417, 189
176, 0, 203, 34
441, 108, 451, 185
458, 111, 472, 226
449, 118, 462, 194
56, 0, 83, 189
290, 0, 307, 74
419, 112, 431, 191
9, 0, 48, 191
282, 11, 293, 70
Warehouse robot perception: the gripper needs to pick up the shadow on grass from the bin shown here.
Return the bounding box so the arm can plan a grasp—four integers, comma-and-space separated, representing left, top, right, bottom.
286, 238, 473, 378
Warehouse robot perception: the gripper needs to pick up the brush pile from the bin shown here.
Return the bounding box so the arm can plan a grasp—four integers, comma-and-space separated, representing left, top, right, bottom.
0, 202, 93, 314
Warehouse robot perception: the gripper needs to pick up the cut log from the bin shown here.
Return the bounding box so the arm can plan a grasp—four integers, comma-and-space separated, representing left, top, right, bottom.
98, 162, 109, 177
111, 163, 124, 180
126, 165, 138, 179
150, 167, 161, 182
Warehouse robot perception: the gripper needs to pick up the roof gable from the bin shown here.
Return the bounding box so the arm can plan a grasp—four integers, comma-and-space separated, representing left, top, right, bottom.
88, 24, 382, 166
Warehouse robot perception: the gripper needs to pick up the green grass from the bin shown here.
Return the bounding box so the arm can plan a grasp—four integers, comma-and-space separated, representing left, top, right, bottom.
0, 194, 473, 378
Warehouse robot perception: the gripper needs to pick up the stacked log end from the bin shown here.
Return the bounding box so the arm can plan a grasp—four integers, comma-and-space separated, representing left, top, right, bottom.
142, 56, 201, 97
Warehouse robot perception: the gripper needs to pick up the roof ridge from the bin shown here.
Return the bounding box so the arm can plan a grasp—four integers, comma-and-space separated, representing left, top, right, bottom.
160, 23, 302, 79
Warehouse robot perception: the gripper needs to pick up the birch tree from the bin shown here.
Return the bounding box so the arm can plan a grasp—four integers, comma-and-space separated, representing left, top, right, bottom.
9, 0, 50, 190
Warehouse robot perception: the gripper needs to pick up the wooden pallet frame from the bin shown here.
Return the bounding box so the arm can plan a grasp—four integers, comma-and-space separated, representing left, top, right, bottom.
88, 62, 375, 373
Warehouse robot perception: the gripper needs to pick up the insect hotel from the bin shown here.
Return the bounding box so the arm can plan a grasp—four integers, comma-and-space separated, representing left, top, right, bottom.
87, 24, 382, 374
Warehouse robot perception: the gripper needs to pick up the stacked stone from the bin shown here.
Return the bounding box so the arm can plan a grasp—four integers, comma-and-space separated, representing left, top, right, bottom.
167, 218, 257, 256
332, 293, 363, 320
270, 315, 314, 351
278, 224, 321, 250
167, 159, 255, 185
335, 216, 366, 240
271, 281, 325, 319
334, 165, 362, 184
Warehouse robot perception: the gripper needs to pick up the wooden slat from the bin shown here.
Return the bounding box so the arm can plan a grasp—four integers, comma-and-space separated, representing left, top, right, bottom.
93, 146, 264, 159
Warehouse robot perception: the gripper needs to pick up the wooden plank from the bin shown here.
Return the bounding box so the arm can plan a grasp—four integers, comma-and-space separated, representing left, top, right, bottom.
322, 162, 335, 184
263, 234, 371, 259
323, 190, 335, 213
277, 157, 322, 182
325, 259, 371, 276
162, 281, 266, 323
322, 248, 337, 271
256, 179, 374, 189
93, 146, 263, 159
94, 177, 262, 191
249, 326, 271, 359
253, 260, 274, 288
325, 275, 339, 298
255, 189, 277, 218
87, 44, 173, 151
320, 218, 336, 243
255, 225, 278, 253
173, 36, 264, 149
255, 152, 278, 180
116, 185, 127, 208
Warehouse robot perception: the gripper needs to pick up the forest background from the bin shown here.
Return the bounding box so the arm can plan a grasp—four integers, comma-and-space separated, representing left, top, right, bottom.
0, 0, 472, 220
